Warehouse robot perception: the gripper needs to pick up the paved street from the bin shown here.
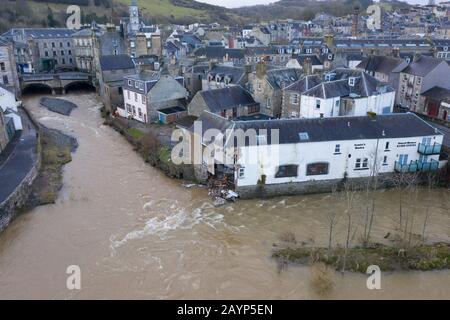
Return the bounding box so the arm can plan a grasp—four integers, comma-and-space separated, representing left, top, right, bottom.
0, 109, 38, 204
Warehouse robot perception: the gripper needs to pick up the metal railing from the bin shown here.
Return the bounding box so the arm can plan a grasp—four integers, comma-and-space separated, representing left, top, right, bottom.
394, 159, 439, 173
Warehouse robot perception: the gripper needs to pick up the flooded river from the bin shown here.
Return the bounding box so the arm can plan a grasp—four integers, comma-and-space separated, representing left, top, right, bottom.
0, 93, 449, 299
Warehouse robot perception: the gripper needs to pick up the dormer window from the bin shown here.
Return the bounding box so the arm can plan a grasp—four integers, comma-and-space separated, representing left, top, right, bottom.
348, 77, 356, 87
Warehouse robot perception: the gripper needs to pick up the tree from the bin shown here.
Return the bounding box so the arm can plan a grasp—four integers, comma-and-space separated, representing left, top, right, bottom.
326, 184, 340, 254
341, 180, 356, 273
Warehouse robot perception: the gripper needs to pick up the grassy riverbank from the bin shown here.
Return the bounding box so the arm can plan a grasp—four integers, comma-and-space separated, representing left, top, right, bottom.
273, 243, 450, 273
26, 126, 78, 207
102, 109, 197, 181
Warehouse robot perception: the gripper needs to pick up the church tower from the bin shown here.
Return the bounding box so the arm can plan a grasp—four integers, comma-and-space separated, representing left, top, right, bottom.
129, 0, 140, 32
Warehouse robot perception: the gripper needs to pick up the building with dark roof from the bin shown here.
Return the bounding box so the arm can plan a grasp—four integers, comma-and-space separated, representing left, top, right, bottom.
189, 111, 445, 197
396, 55, 450, 110
188, 86, 259, 118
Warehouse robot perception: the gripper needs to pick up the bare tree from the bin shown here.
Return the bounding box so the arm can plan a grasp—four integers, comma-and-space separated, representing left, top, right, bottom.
342, 180, 356, 274
327, 184, 340, 254
362, 146, 382, 245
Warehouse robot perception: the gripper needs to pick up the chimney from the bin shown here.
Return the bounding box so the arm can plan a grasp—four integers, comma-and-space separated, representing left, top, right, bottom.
208, 60, 216, 71
256, 62, 268, 79
413, 53, 422, 62
303, 57, 312, 76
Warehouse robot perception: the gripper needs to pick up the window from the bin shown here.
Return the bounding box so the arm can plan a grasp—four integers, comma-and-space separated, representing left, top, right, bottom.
348, 77, 356, 86
60, 42, 63, 48
306, 162, 329, 176
257, 82, 262, 91
67, 42, 71, 47
399, 154, 408, 165
139, 82, 144, 90
247, 105, 259, 114
299, 132, 309, 141
238, 167, 245, 179
44, 51, 49, 57
52, 42, 55, 48
130, 41, 135, 48
44, 43, 48, 49
266, 98, 271, 109
290, 93, 299, 105
335, 100, 340, 108
135, 92, 138, 102
2, 75, 8, 85
69, 58, 73, 64
416, 77, 421, 85
128, 80, 132, 86
118, 87, 123, 95
385, 141, 390, 150
132, 106, 136, 115
68, 50, 72, 55
142, 95, 146, 103
53, 51, 57, 57
334, 144, 341, 154
315, 99, 321, 109
138, 108, 142, 118
355, 158, 369, 169
62, 58, 65, 64
135, 81, 139, 89
383, 156, 388, 165
127, 90, 130, 99
61, 50, 64, 56
275, 165, 298, 178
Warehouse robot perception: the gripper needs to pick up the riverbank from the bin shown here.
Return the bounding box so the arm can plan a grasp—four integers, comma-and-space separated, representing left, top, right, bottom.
273, 242, 450, 273
24, 126, 78, 208
101, 109, 197, 182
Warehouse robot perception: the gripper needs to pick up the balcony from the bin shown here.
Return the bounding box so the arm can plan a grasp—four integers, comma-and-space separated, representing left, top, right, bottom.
418, 143, 441, 155
394, 159, 439, 173
394, 161, 419, 173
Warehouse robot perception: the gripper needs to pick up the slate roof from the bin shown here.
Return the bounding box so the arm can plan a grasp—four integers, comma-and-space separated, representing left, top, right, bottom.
199, 86, 257, 113
245, 47, 278, 56
356, 55, 405, 74
266, 68, 302, 90
100, 55, 135, 71
207, 65, 246, 85
284, 75, 322, 93
421, 86, 450, 100
399, 55, 445, 76
193, 112, 442, 146
303, 70, 390, 99
2, 28, 76, 40
296, 54, 323, 66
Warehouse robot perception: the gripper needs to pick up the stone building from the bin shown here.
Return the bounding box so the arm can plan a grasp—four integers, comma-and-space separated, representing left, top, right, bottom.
0, 37, 20, 95
249, 64, 302, 118
187, 86, 260, 118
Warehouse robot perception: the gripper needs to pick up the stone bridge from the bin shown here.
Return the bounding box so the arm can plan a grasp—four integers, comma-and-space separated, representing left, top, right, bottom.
20, 72, 95, 95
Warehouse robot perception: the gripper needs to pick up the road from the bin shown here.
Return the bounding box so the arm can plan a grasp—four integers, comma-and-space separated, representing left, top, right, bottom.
0, 109, 38, 204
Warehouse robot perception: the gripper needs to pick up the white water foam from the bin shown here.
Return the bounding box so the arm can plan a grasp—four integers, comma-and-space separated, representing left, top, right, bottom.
110, 199, 225, 249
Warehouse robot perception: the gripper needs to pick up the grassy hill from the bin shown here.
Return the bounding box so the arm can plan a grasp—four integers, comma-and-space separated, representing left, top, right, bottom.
0, 0, 409, 34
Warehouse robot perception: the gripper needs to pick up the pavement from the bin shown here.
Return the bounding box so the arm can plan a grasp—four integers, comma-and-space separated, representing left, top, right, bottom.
0, 109, 38, 204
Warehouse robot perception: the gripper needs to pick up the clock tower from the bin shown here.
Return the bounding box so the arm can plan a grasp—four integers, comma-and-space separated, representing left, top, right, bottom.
129, 0, 140, 32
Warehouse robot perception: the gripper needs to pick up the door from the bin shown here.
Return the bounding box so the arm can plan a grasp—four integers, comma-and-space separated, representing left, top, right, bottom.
422, 137, 431, 146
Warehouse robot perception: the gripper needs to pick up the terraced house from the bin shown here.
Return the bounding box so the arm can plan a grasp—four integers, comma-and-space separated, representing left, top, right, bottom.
2, 28, 76, 72
122, 72, 187, 123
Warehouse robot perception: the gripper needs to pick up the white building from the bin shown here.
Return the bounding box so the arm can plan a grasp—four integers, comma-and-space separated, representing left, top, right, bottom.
0, 84, 22, 130
191, 111, 445, 198
299, 69, 395, 118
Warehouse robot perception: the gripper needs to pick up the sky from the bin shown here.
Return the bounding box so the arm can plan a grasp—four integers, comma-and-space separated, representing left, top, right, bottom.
195, 0, 443, 9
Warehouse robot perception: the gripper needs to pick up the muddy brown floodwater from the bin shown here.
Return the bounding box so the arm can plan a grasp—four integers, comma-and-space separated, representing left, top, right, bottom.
0, 93, 449, 299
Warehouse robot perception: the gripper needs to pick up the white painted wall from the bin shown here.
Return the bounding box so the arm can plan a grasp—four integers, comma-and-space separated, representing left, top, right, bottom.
300, 91, 395, 118
234, 134, 444, 187
123, 89, 148, 123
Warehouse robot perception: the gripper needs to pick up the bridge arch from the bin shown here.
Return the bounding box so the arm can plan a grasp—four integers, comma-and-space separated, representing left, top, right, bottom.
63, 81, 96, 94
21, 83, 53, 95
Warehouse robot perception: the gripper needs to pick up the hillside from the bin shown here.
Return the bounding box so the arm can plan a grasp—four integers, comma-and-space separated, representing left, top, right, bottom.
0, 0, 410, 33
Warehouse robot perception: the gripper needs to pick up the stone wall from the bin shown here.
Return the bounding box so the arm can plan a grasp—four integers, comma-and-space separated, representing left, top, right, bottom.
236, 174, 397, 199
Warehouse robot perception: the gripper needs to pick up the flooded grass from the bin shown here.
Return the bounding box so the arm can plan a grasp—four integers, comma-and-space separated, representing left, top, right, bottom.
272, 243, 450, 273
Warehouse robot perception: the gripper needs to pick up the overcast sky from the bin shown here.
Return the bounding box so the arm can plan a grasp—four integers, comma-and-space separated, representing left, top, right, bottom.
196, 0, 441, 9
